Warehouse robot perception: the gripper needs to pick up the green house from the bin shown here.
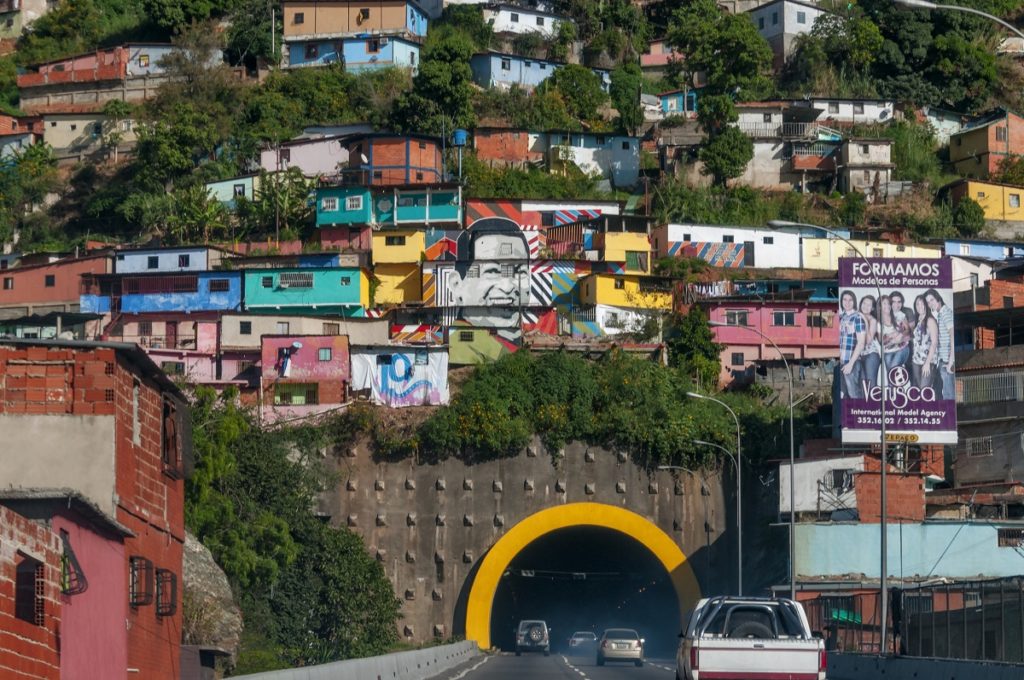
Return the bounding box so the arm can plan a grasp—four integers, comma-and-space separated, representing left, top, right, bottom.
242, 267, 371, 315
316, 184, 462, 227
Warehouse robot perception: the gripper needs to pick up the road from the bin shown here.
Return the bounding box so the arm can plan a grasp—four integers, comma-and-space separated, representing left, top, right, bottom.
432, 652, 678, 680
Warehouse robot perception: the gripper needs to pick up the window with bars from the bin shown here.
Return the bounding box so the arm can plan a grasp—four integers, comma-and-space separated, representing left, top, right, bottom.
279, 272, 314, 288
240, 321, 252, 335
129, 556, 155, 607
161, 361, 185, 376
731, 352, 744, 366
385, 235, 406, 246
261, 276, 273, 288
209, 279, 230, 292
459, 330, 474, 342
138, 321, 153, 337
274, 383, 319, 405
346, 195, 363, 211
156, 569, 177, 617
15, 552, 44, 625
321, 197, 338, 211
178, 254, 190, 267
323, 322, 340, 335
966, 436, 993, 457
998, 528, 1024, 547
123, 275, 199, 294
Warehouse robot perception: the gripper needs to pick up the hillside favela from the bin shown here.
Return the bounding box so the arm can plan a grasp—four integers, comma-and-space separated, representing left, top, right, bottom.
7, 0, 1024, 679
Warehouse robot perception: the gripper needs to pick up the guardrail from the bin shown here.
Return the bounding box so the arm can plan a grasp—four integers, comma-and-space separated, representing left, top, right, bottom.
232, 641, 481, 680
828, 652, 1024, 680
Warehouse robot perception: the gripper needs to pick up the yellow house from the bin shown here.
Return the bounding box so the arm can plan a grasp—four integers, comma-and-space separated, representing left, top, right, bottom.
945, 178, 1024, 223
370, 229, 425, 304
801, 239, 943, 271
579, 273, 673, 310
596, 232, 653, 273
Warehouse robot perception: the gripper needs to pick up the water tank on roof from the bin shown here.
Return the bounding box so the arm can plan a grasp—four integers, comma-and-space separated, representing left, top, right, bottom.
452, 129, 468, 147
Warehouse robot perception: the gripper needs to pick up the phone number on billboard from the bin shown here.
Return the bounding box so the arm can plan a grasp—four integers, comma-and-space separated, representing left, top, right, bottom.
854, 416, 944, 426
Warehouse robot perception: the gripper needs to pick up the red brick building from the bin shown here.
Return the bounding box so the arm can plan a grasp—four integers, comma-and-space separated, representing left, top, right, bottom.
0, 253, 112, 319
0, 339, 191, 679
472, 127, 543, 168
344, 133, 443, 185
0, 505, 62, 680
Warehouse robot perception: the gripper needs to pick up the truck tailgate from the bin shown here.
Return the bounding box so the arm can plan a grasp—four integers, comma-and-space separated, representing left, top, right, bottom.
695, 638, 822, 680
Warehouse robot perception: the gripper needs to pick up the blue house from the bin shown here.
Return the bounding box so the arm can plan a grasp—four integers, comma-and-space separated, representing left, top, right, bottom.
286, 35, 421, 73
80, 272, 243, 314
316, 184, 462, 227
659, 89, 699, 115
469, 52, 610, 92
943, 238, 1024, 260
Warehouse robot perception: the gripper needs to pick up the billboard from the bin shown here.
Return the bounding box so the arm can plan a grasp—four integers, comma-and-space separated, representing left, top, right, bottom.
838, 257, 957, 445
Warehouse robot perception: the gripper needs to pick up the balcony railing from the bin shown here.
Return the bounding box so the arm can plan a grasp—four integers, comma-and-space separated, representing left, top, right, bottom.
736, 122, 843, 140
956, 371, 1024, 404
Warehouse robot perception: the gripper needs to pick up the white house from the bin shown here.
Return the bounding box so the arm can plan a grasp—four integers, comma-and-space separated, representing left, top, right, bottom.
482, 3, 564, 38
747, 0, 829, 69
838, 138, 894, 199
258, 135, 349, 177
795, 98, 896, 125
921, 106, 964, 146
651, 223, 849, 269
778, 454, 866, 520
532, 131, 640, 187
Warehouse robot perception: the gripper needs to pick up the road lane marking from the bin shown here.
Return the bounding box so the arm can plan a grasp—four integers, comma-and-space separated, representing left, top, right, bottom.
561, 655, 590, 680
445, 655, 490, 679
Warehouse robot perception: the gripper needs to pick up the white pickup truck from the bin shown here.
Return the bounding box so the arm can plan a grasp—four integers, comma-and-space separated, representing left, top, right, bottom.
675, 596, 827, 680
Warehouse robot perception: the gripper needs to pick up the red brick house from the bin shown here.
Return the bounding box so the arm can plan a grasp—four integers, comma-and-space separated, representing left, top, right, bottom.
0, 253, 112, 320
0, 339, 191, 679
344, 133, 443, 186
0, 504, 62, 680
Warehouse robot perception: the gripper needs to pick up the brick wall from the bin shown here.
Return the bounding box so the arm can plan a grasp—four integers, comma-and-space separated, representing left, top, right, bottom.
0, 345, 118, 416
474, 130, 533, 165
112, 351, 184, 680
357, 137, 443, 185
0, 506, 61, 680
975, 279, 1024, 311
855, 456, 926, 522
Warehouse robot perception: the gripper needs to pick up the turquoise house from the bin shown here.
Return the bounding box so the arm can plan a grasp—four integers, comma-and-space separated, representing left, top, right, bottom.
242, 267, 371, 315
316, 184, 462, 227
206, 174, 260, 208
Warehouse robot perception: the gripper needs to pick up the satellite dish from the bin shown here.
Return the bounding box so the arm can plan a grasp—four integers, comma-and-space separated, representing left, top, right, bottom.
360, 153, 369, 164
292, 341, 303, 349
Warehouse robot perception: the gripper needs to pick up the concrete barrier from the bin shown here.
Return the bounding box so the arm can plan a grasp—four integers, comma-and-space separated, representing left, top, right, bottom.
233, 641, 481, 680
828, 652, 1024, 680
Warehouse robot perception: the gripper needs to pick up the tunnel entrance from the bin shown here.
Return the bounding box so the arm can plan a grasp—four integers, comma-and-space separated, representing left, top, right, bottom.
489, 526, 680, 657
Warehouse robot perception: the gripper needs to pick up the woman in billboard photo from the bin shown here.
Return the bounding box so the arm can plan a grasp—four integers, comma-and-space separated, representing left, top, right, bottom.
839, 290, 867, 398
911, 294, 939, 390
857, 294, 881, 395
925, 288, 956, 400
881, 294, 911, 371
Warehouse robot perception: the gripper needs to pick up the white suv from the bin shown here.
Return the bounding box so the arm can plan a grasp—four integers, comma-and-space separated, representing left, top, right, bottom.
515, 620, 550, 656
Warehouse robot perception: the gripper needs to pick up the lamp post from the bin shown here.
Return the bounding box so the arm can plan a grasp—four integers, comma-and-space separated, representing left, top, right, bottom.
690, 437, 741, 597
767, 219, 890, 653
685, 391, 743, 596
893, 0, 1024, 40
709, 319, 797, 600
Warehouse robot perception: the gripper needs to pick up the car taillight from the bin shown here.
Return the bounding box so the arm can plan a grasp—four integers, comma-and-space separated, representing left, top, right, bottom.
601, 640, 608, 649
690, 647, 699, 670
819, 649, 827, 673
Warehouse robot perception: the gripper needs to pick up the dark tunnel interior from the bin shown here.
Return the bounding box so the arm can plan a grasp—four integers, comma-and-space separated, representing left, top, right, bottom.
489, 526, 681, 658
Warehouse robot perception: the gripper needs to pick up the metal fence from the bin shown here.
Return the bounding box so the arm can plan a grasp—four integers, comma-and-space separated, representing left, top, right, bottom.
957, 371, 1024, 405
901, 577, 1024, 662
804, 591, 887, 654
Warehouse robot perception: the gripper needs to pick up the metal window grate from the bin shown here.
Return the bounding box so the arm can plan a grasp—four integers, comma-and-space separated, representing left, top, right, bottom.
956, 372, 1024, 405
123, 275, 199, 295
279, 272, 313, 288
209, 279, 230, 292
156, 569, 177, 617
129, 556, 154, 607
60, 532, 88, 596
998, 528, 1024, 547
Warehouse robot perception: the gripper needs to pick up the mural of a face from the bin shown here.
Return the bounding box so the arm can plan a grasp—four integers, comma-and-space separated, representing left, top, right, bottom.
449, 218, 530, 330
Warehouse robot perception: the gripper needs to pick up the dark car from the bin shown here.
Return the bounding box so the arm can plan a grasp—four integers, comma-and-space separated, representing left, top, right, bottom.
516, 620, 550, 656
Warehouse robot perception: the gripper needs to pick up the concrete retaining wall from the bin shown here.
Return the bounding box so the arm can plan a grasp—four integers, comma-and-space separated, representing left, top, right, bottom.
233, 641, 480, 680
828, 652, 1024, 680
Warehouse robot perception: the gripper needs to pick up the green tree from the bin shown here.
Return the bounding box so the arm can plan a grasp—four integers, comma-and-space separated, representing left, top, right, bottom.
100, 99, 134, 164
226, 0, 279, 64
537, 64, 609, 123
0, 56, 19, 114
995, 154, 1024, 186
699, 128, 753, 187
143, 0, 231, 34
665, 306, 723, 392
952, 197, 985, 236
836, 191, 867, 227
610, 63, 643, 135
429, 4, 493, 51
666, 0, 774, 99
392, 32, 475, 135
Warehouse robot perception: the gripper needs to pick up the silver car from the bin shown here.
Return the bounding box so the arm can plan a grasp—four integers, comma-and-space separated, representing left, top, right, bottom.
597, 628, 644, 667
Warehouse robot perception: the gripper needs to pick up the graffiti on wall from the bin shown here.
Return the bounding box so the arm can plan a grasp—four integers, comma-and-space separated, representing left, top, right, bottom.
351, 348, 449, 407
664, 242, 745, 268
390, 324, 445, 344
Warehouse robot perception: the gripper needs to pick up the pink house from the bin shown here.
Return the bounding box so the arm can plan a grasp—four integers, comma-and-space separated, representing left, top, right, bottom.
0, 491, 132, 680
702, 299, 839, 387
261, 334, 351, 423
641, 39, 682, 76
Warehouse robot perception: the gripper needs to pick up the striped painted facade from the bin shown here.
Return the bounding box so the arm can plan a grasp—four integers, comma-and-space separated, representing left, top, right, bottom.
389, 324, 445, 344
664, 242, 746, 268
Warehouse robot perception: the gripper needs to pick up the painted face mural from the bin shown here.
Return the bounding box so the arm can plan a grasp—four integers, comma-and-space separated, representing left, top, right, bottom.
447, 217, 531, 337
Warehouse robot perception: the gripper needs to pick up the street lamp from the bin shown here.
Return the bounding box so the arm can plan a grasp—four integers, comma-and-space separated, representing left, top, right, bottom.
686, 391, 743, 596
709, 319, 797, 600
893, 0, 1024, 40
767, 219, 890, 653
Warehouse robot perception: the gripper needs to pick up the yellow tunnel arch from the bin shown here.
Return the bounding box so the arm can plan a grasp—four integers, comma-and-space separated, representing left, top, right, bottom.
464, 502, 703, 649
